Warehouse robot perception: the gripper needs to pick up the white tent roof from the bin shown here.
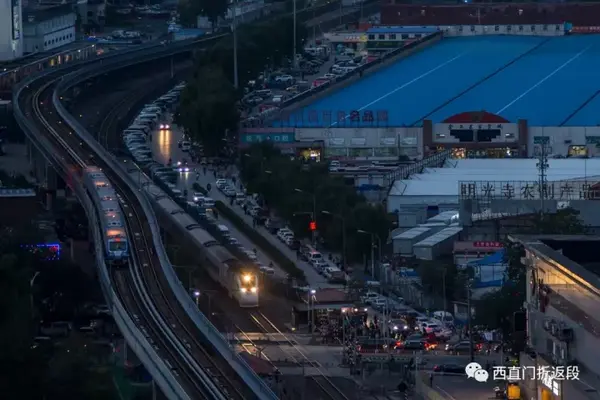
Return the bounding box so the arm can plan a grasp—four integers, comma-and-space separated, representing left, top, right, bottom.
390, 159, 600, 197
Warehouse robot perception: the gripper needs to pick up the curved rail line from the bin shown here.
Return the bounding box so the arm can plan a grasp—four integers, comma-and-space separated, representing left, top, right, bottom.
25, 72, 243, 399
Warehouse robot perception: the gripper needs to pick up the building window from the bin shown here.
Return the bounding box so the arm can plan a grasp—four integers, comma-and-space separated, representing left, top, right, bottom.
495, 25, 500, 32
368, 34, 374, 40
414, 34, 421, 38
389, 34, 396, 40
324, 147, 348, 158
401, 33, 408, 39
543, 25, 548, 31
374, 147, 399, 157
378, 34, 385, 40
348, 148, 373, 158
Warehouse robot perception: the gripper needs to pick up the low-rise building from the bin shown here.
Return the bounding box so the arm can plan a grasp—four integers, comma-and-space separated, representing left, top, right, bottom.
513, 234, 600, 400
23, 5, 76, 53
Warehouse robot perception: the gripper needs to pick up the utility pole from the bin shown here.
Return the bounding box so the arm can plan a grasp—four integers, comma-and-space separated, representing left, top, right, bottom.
442, 269, 447, 314
370, 234, 375, 278
233, 0, 239, 89
293, 0, 297, 68
536, 138, 549, 217
467, 280, 474, 362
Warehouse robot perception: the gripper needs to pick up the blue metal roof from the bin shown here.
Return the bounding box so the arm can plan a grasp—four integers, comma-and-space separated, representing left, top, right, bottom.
367, 26, 439, 34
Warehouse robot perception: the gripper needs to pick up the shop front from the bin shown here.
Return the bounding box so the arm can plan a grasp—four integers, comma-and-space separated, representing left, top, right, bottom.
322, 32, 367, 53
539, 372, 561, 400
447, 146, 518, 159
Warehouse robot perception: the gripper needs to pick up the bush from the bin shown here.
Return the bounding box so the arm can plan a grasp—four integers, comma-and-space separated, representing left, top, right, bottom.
214, 200, 305, 279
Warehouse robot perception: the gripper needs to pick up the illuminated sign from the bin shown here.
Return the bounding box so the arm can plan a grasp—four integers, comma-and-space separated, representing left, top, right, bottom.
541, 373, 560, 396
240, 133, 294, 144
12, 0, 20, 40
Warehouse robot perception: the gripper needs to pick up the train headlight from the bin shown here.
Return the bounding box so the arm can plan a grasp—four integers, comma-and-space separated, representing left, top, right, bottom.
251, 287, 257, 293
240, 288, 247, 293
243, 274, 251, 283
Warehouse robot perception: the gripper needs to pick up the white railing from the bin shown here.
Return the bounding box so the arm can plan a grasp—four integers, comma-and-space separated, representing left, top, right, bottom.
52, 56, 278, 399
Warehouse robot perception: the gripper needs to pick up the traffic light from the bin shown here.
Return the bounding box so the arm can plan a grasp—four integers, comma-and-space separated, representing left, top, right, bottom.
309, 221, 317, 231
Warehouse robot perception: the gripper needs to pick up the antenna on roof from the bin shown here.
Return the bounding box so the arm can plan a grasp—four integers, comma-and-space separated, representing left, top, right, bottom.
537, 138, 549, 217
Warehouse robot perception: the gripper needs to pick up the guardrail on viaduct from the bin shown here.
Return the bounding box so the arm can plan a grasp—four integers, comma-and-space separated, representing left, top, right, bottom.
13, 74, 188, 399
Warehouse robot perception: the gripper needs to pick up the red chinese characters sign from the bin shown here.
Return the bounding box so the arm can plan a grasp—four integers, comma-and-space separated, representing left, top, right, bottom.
571, 26, 600, 34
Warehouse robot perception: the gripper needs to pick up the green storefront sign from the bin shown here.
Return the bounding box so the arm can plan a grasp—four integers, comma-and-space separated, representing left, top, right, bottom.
240, 133, 295, 143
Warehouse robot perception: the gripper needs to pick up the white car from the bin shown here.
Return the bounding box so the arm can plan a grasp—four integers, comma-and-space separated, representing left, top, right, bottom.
277, 229, 294, 242
223, 187, 236, 197
361, 291, 379, 304
215, 179, 228, 189
193, 193, 205, 203
159, 123, 170, 130
275, 74, 294, 83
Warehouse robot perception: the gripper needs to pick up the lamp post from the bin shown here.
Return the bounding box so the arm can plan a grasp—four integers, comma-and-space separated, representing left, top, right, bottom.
357, 230, 381, 279
30, 271, 41, 316
321, 210, 346, 269
467, 279, 474, 362
295, 188, 317, 246
308, 289, 316, 333
193, 290, 200, 306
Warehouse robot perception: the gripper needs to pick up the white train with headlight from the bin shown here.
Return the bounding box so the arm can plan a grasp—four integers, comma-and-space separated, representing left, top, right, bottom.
132, 170, 259, 307
82, 166, 129, 265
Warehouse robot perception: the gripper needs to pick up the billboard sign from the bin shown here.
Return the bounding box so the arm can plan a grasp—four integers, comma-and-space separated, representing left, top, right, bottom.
12, 0, 21, 40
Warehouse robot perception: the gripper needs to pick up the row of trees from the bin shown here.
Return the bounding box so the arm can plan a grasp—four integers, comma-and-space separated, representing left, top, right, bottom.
0, 225, 114, 398
175, 15, 307, 155
241, 143, 395, 265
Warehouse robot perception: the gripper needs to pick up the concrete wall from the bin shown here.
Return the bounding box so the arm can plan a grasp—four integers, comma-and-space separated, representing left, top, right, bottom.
529, 126, 600, 158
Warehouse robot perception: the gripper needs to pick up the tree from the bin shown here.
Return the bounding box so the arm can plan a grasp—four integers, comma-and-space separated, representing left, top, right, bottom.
240, 143, 395, 264
178, 0, 229, 28
175, 66, 240, 155
197, 16, 308, 87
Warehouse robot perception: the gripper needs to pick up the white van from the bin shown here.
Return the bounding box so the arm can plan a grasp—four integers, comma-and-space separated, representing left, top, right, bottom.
217, 224, 230, 237
433, 311, 454, 325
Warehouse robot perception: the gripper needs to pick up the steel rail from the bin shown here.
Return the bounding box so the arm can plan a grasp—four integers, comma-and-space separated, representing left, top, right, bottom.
249, 312, 350, 400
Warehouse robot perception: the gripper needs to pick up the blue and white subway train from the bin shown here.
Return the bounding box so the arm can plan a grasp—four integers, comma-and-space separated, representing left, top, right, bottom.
83, 166, 130, 265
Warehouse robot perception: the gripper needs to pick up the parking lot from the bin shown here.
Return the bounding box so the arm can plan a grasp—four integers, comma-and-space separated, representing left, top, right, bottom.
242, 43, 368, 123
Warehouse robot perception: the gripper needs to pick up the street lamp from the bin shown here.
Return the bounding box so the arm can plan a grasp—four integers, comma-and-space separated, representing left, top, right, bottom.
357, 230, 381, 279
193, 290, 200, 306
308, 289, 316, 333
30, 271, 41, 315
295, 188, 317, 246
321, 210, 346, 269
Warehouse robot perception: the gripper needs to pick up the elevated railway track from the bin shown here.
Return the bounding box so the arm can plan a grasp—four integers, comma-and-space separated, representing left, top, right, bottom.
25, 71, 236, 399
